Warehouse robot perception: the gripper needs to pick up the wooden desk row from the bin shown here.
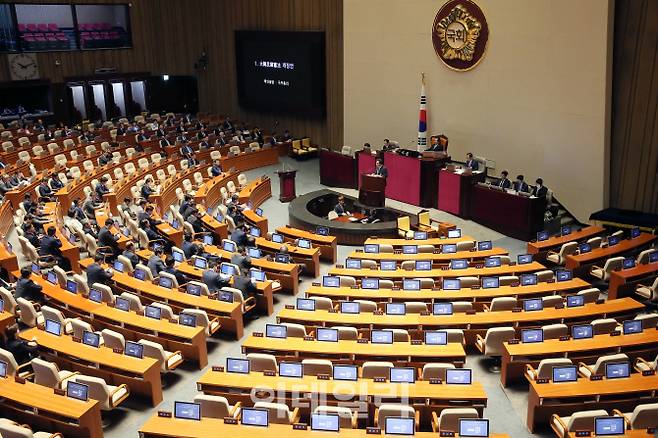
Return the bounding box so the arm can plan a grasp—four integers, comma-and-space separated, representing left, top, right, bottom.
276, 226, 338, 264
327, 261, 547, 281
526, 226, 606, 258
276, 298, 644, 346
304, 278, 592, 308
609, 261, 658, 299
19, 327, 163, 406
26, 273, 209, 369
501, 328, 658, 386
565, 233, 656, 271
363, 235, 473, 248
255, 236, 321, 278
347, 247, 508, 263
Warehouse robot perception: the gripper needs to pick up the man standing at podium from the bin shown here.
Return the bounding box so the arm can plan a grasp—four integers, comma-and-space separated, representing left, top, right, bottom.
465, 153, 479, 171
334, 195, 350, 216
373, 159, 388, 178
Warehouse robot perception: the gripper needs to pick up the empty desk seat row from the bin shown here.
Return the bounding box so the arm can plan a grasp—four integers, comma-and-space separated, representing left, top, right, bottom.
551, 404, 658, 437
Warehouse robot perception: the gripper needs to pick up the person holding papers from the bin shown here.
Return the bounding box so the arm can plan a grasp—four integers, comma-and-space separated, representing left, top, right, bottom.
373, 159, 388, 178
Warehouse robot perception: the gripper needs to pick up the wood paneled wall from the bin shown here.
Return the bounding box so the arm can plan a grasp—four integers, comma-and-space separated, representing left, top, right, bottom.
610, 0, 658, 213
0, 0, 344, 148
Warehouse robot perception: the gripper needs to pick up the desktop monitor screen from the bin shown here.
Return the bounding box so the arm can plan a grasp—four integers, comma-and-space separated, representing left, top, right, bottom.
561, 225, 572, 236
402, 245, 417, 254
552, 365, 578, 383
381, 260, 397, 271
572, 324, 594, 339
114, 297, 130, 311
186, 284, 201, 296
322, 276, 340, 288
316, 226, 329, 236
448, 229, 462, 238
345, 259, 362, 269
333, 364, 358, 381
125, 341, 144, 359
271, 233, 284, 243
390, 367, 415, 383
424, 331, 448, 345
203, 235, 214, 245
134, 269, 147, 280
385, 417, 415, 436
144, 305, 162, 320
536, 231, 549, 241
451, 259, 468, 270
279, 362, 303, 378
605, 362, 630, 379
362, 278, 379, 290
579, 243, 592, 254
66, 381, 89, 401
158, 276, 173, 289
630, 227, 640, 238
622, 258, 636, 269
566, 295, 584, 307
364, 244, 379, 254
172, 251, 184, 263
459, 419, 489, 437
298, 239, 311, 249
478, 240, 492, 251
413, 231, 427, 240
275, 253, 291, 264
443, 279, 461, 290
556, 270, 573, 282
174, 402, 201, 421
241, 408, 268, 427
403, 279, 420, 291
482, 277, 499, 289
386, 303, 406, 315
415, 260, 432, 271
316, 328, 339, 342
31, 263, 40, 274
249, 227, 261, 237
265, 324, 287, 339
123, 228, 131, 237
371, 330, 393, 344
226, 358, 250, 374
179, 313, 197, 327
517, 254, 533, 265
65, 280, 77, 293
608, 236, 620, 246
433, 303, 453, 315
442, 244, 457, 254
45, 319, 61, 336
523, 298, 543, 312
113, 260, 125, 272
46, 271, 58, 285
220, 264, 236, 276
0, 298, 3, 312
222, 241, 237, 252
446, 368, 472, 384
88, 289, 103, 303
0, 360, 7, 378
296, 298, 316, 311
256, 208, 263, 217
82, 331, 100, 347
311, 413, 340, 432
193, 258, 207, 269
247, 247, 261, 259
521, 329, 543, 343
171, 220, 180, 229
622, 320, 643, 335
218, 291, 234, 303
484, 257, 501, 268
340, 302, 360, 314
594, 417, 625, 436
521, 274, 538, 286
250, 269, 266, 282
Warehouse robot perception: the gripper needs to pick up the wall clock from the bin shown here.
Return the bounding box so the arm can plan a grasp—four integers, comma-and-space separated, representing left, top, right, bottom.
8, 53, 40, 81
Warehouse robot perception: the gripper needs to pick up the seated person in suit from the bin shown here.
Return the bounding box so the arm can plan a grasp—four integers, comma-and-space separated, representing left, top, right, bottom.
83, 194, 102, 221
121, 197, 138, 220
182, 233, 202, 259
39, 226, 71, 271
202, 262, 230, 293
231, 249, 252, 272
138, 205, 163, 230
86, 253, 114, 288
14, 266, 44, 303
334, 195, 350, 216
532, 177, 548, 198
283, 130, 293, 142
160, 137, 172, 147
230, 224, 249, 249
48, 173, 64, 191
136, 130, 148, 142
514, 174, 530, 193
37, 179, 55, 201
98, 218, 121, 260
147, 247, 166, 277
122, 241, 140, 267
98, 151, 113, 166
163, 255, 189, 285
381, 139, 392, 151
465, 152, 479, 171
232, 270, 259, 312
373, 159, 388, 177
180, 141, 198, 165
362, 142, 371, 152
142, 219, 162, 242
141, 178, 157, 200
1, 323, 38, 365
497, 170, 511, 189
186, 210, 205, 234
210, 159, 223, 177
95, 176, 110, 198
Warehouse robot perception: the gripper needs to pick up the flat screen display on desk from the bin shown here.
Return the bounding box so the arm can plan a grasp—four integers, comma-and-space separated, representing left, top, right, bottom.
446, 368, 472, 384
265, 324, 287, 339
403, 279, 420, 291
478, 240, 492, 251
520, 274, 537, 286
66, 381, 89, 401
371, 330, 393, 344
622, 320, 643, 334
316, 327, 338, 342
333, 364, 358, 381
572, 324, 593, 339
413, 231, 427, 240
552, 365, 577, 383
424, 330, 447, 345
235, 30, 326, 116
340, 302, 360, 314
279, 362, 303, 378
322, 276, 340, 288
385, 417, 415, 436
241, 407, 269, 427
174, 402, 201, 421
125, 341, 143, 359
390, 367, 415, 383
605, 362, 630, 379
459, 419, 489, 437
311, 413, 340, 432
402, 245, 417, 254
481, 277, 499, 289
594, 416, 625, 436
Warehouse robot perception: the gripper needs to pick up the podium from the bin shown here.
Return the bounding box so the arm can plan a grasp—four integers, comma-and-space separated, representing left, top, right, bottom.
277, 170, 297, 202
359, 173, 386, 207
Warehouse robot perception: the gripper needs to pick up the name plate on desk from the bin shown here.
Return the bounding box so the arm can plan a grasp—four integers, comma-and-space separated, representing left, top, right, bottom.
547, 279, 555, 283
53, 388, 65, 396
596, 299, 605, 305
293, 423, 308, 430
366, 427, 382, 434
508, 339, 520, 345
253, 332, 263, 337
72, 336, 82, 343
358, 339, 369, 344
429, 378, 442, 384
351, 285, 359, 289
158, 411, 172, 418
432, 287, 441, 291
285, 305, 294, 310
372, 310, 383, 315
303, 336, 314, 341
312, 282, 320, 286
328, 309, 338, 313
574, 431, 591, 437
470, 285, 480, 290
511, 282, 520, 287
465, 309, 476, 315
373, 377, 386, 383
411, 340, 423, 345
392, 286, 401, 290
535, 378, 549, 384
420, 311, 430, 316
642, 370, 656, 376
317, 374, 330, 380
212, 366, 224, 372
223, 417, 238, 425
14, 376, 26, 384
512, 307, 522, 313
113, 348, 123, 354
554, 303, 564, 309
610, 331, 621, 337
590, 375, 603, 381
263, 370, 276, 376
559, 335, 571, 341
440, 432, 455, 437
336, 264, 344, 269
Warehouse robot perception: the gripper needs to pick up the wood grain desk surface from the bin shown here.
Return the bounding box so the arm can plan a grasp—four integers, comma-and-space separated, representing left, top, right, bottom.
277, 298, 643, 327
241, 335, 466, 358
276, 226, 337, 244
526, 226, 605, 253
255, 236, 320, 258
610, 261, 658, 281
363, 236, 473, 247
530, 372, 658, 398
346, 248, 508, 261
328, 262, 546, 279
139, 417, 510, 438
565, 233, 656, 269
505, 328, 658, 356
304, 278, 591, 302
197, 370, 486, 400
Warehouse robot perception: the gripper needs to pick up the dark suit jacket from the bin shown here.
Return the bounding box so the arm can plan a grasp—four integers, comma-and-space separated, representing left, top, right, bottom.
141, 185, 155, 200
182, 241, 201, 259
38, 184, 52, 197
498, 178, 511, 189
39, 235, 62, 258
122, 250, 140, 267
515, 181, 529, 193
533, 185, 548, 197
334, 203, 347, 215
202, 269, 228, 292
375, 166, 388, 178
86, 263, 112, 287
15, 277, 44, 303
98, 226, 119, 251
147, 256, 166, 277
160, 139, 171, 147
232, 275, 258, 299
466, 159, 479, 171
211, 165, 222, 177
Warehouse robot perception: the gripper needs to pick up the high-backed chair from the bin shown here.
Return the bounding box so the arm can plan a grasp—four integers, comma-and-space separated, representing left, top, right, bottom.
578, 287, 601, 303
281, 322, 306, 338
31, 358, 78, 389
637, 249, 656, 264
301, 359, 332, 376
421, 363, 455, 381
542, 323, 568, 340
193, 394, 241, 419
590, 256, 624, 281
634, 312, 658, 329
0, 348, 33, 378
138, 339, 184, 372
525, 358, 573, 382
354, 300, 377, 312
485, 297, 517, 312
613, 403, 658, 430
635, 277, 658, 302
119, 292, 143, 312
432, 408, 479, 434
180, 309, 220, 336
74, 375, 129, 410
578, 353, 629, 378
546, 242, 578, 265
0, 287, 18, 314
0, 420, 64, 437
550, 410, 609, 438
475, 327, 516, 371
314, 405, 358, 429
332, 326, 359, 340
101, 329, 125, 351
591, 318, 618, 335
361, 361, 394, 379
252, 402, 300, 425
397, 216, 413, 238
247, 353, 277, 372
374, 404, 418, 429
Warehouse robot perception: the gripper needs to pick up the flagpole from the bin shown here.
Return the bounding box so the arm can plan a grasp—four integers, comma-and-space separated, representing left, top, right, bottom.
417, 72, 427, 152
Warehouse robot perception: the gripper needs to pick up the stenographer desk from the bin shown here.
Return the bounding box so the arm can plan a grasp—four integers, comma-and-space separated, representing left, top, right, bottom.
319, 148, 357, 189
437, 168, 486, 218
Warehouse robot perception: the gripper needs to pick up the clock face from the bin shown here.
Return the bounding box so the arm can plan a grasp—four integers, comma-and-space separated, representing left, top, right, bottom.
8, 53, 39, 81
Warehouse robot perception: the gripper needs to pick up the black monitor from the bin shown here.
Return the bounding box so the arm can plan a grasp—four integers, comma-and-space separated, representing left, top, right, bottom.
362, 278, 379, 289
446, 368, 472, 384
186, 284, 202, 296
296, 298, 316, 311
523, 298, 543, 312
203, 235, 213, 245
340, 302, 360, 315
46, 270, 58, 285
247, 247, 261, 259
179, 313, 197, 327
220, 263, 236, 276
249, 227, 261, 238
390, 367, 415, 383
561, 225, 572, 236
265, 324, 287, 339
415, 260, 432, 271
298, 238, 311, 249
521, 329, 543, 343
448, 229, 462, 238
66, 381, 89, 401
402, 279, 420, 291
256, 208, 263, 217
333, 364, 358, 381
517, 254, 533, 265
144, 305, 162, 320
158, 276, 174, 289
0, 360, 7, 378
226, 357, 250, 374
520, 274, 538, 286
278, 361, 303, 378
424, 330, 448, 345
174, 401, 201, 421
650, 251, 658, 263
322, 276, 340, 288
605, 362, 630, 379
310, 413, 340, 432
432, 302, 453, 315
608, 236, 620, 246
222, 240, 237, 252
556, 270, 573, 282
364, 244, 379, 254
622, 320, 643, 335
88, 288, 103, 303
316, 226, 329, 236
481, 277, 499, 289
275, 253, 291, 264
371, 330, 393, 344
477, 240, 492, 251
566, 295, 584, 307
271, 233, 284, 243
552, 365, 578, 383
579, 243, 592, 254
594, 416, 625, 436
125, 341, 144, 359
442, 244, 457, 254
402, 245, 417, 254
345, 258, 362, 269
381, 260, 397, 271
413, 231, 427, 240
536, 231, 549, 241
113, 260, 125, 272
622, 258, 636, 269
442, 279, 461, 290
250, 269, 266, 282
193, 258, 207, 269
386, 303, 406, 315
172, 251, 184, 263
134, 269, 147, 280
630, 227, 640, 238
385, 417, 415, 436
484, 257, 501, 268
450, 259, 468, 270
45, 319, 61, 336
241, 408, 269, 427
459, 418, 489, 437
82, 331, 100, 348
218, 291, 234, 303
572, 324, 594, 339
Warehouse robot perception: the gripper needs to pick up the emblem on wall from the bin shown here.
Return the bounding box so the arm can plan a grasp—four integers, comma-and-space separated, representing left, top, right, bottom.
432, 0, 489, 71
